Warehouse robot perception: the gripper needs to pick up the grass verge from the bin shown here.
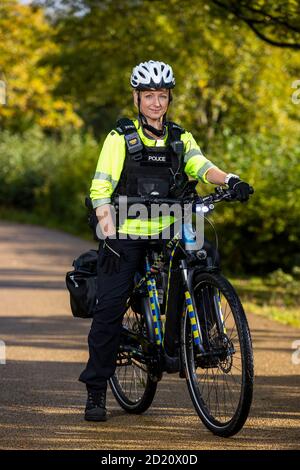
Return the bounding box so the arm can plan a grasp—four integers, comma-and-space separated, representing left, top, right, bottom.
231, 277, 300, 329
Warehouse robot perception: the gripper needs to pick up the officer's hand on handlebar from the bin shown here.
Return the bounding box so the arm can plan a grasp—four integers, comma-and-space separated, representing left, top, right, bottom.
99, 238, 124, 275
227, 176, 253, 202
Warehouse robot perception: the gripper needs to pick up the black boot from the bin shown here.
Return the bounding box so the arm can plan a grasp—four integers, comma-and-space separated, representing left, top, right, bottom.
84, 390, 107, 422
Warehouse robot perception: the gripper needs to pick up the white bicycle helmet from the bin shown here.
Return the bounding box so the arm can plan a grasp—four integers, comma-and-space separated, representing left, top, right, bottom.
131, 60, 175, 90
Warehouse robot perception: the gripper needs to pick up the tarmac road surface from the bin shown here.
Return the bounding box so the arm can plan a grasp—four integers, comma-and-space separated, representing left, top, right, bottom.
0, 221, 299, 450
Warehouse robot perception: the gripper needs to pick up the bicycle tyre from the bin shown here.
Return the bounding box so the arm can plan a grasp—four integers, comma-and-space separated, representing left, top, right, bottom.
110, 297, 158, 414
181, 271, 254, 437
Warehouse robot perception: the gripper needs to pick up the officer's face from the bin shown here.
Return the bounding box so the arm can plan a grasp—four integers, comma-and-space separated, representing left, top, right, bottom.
134, 89, 169, 122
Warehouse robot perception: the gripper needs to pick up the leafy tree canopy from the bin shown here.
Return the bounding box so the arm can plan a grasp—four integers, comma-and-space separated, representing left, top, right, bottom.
33, 0, 300, 147
212, 0, 300, 49
0, 0, 82, 132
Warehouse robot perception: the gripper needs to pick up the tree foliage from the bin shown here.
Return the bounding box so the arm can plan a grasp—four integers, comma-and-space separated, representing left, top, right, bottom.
32, 0, 300, 146
212, 0, 300, 49
0, 0, 82, 131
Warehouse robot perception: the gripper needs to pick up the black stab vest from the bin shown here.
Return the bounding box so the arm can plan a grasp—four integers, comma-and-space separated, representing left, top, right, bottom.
113, 118, 188, 198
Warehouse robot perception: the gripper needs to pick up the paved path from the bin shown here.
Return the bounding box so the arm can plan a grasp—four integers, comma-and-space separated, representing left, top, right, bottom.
0, 221, 299, 450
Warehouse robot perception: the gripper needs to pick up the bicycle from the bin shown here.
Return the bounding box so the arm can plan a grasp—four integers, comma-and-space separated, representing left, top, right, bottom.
109, 183, 254, 437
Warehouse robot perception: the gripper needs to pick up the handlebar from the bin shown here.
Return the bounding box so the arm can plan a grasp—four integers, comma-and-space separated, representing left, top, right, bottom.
112, 185, 254, 209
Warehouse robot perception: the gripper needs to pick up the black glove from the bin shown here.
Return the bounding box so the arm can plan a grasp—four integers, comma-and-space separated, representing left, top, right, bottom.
227, 177, 252, 202
99, 238, 124, 275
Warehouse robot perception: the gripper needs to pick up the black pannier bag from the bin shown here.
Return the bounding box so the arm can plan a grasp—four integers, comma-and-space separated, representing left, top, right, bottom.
65, 249, 98, 318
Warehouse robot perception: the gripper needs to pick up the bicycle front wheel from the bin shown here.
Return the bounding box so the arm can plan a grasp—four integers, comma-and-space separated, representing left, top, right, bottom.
181, 271, 254, 437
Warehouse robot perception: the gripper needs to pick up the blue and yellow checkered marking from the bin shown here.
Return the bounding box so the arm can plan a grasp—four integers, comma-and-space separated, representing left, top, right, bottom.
147, 278, 162, 345
184, 291, 201, 346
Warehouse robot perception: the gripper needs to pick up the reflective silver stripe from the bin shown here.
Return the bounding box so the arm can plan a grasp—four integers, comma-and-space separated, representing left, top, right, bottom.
184, 148, 203, 163
197, 161, 215, 180
93, 172, 118, 189
104, 240, 120, 257
92, 198, 111, 209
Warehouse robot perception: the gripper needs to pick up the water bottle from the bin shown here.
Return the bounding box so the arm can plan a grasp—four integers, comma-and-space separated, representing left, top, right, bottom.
183, 222, 196, 251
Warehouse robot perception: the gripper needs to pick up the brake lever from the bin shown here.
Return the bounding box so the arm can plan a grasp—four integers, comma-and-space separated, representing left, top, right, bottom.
223, 190, 237, 201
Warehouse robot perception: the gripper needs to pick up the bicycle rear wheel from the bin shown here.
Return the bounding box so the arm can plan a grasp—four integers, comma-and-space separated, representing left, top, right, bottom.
181, 271, 254, 437
109, 297, 157, 413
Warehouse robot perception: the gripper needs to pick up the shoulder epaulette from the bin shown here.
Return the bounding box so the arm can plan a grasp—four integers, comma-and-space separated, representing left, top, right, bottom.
167, 121, 185, 136
115, 117, 137, 135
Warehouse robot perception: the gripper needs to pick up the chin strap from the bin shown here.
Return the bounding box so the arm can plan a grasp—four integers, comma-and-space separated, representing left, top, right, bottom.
140, 114, 166, 137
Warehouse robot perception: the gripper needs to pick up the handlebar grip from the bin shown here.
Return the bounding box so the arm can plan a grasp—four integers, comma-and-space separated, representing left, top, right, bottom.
227, 186, 254, 198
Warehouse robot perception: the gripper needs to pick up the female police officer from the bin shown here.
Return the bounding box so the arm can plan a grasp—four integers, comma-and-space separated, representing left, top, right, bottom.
79, 60, 251, 421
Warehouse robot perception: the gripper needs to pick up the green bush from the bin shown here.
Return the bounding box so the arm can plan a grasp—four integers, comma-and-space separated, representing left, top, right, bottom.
206, 131, 300, 274
0, 126, 100, 234
292, 266, 300, 280
265, 268, 294, 287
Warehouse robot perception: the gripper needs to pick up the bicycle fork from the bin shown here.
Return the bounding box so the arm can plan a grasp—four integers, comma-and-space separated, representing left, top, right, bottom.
180, 260, 226, 354
180, 260, 205, 353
